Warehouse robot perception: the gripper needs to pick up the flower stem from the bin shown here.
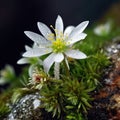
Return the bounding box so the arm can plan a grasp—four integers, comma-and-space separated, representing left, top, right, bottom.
54, 62, 60, 79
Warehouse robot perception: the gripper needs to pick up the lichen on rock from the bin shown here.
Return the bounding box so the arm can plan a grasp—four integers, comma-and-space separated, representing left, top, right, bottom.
6, 92, 42, 120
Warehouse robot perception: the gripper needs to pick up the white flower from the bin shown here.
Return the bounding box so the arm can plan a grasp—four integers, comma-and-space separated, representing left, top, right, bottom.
23, 15, 89, 73
17, 45, 32, 64
17, 45, 42, 65
17, 45, 42, 77
94, 22, 111, 36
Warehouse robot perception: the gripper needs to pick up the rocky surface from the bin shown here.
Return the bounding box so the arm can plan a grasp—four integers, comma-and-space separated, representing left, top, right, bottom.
5, 92, 42, 120
88, 37, 120, 120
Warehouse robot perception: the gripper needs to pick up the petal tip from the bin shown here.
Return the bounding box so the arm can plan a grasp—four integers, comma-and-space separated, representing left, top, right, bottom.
37, 22, 40, 26
24, 31, 32, 37
85, 21, 89, 26
57, 15, 62, 19
37, 22, 43, 28
24, 31, 28, 35
22, 52, 29, 57
17, 60, 21, 64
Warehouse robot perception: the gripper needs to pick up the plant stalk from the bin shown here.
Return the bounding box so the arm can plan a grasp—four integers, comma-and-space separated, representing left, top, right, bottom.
54, 62, 60, 79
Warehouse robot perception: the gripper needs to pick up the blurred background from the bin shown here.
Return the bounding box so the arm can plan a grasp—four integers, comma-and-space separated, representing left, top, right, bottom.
0, 0, 119, 73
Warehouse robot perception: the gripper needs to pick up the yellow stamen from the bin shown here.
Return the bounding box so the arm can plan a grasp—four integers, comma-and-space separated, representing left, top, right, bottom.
52, 38, 67, 53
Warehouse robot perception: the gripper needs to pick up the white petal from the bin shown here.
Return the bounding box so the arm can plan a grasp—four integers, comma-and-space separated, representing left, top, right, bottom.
25, 45, 32, 51
28, 64, 35, 77
55, 15, 64, 33
69, 21, 89, 38
33, 43, 38, 48
24, 31, 50, 45
54, 53, 64, 63
23, 48, 52, 57
64, 26, 74, 37
17, 58, 29, 64
65, 58, 70, 70
43, 53, 56, 73
65, 49, 87, 59
67, 33, 87, 45
37, 22, 53, 39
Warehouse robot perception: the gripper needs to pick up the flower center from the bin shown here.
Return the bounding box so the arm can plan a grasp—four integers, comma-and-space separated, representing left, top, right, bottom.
52, 38, 67, 53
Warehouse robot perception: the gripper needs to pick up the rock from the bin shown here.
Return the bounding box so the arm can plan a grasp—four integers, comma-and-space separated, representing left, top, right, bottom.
88, 37, 120, 120
6, 92, 42, 120
105, 36, 120, 57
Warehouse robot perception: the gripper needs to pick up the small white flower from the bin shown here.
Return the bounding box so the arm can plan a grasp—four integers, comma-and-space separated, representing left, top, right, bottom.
17, 44, 42, 64
17, 45, 32, 64
94, 22, 111, 36
23, 15, 89, 73
17, 45, 42, 77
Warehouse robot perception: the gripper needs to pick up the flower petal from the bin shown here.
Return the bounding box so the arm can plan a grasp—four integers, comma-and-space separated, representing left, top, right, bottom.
24, 31, 50, 46
54, 53, 64, 63
43, 53, 56, 73
37, 22, 53, 39
55, 15, 64, 33
64, 26, 74, 37
33, 43, 38, 48
67, 33, 87, 45
69, 21, 89, 38
65, 58, 70, 70
65, 49, 87, 59
17, 58, 29, 64
28, 64, 36, 77
23, 48, 52, 57
25, 45, 32, 51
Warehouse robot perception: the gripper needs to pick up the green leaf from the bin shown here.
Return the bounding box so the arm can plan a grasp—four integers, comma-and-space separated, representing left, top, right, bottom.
66, 105, 74, 109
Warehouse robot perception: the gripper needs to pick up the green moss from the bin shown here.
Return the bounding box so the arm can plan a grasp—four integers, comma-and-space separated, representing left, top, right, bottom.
67, 52, 111, 87
0, 90, 13, 118
11, 87, 38, 104
40, 77, 95, 119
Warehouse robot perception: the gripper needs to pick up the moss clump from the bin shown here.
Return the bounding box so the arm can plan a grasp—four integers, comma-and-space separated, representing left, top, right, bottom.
0, 90, 13, 119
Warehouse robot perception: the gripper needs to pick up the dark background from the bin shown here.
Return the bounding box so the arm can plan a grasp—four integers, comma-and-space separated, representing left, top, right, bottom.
0, 0, 119, 73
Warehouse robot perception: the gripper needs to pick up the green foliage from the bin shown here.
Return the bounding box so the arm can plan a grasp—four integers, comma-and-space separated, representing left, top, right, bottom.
0, 64, 26, 89
68, 51, 111, 87
0, 65, 16, 85
40, 79, 64, 118
0, 103, 9, 118
0, 90, 13, 119
63, 78, 94, 120
40, 77, 95, 119
66, 112, 85, 120
11, 88, 37, 104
